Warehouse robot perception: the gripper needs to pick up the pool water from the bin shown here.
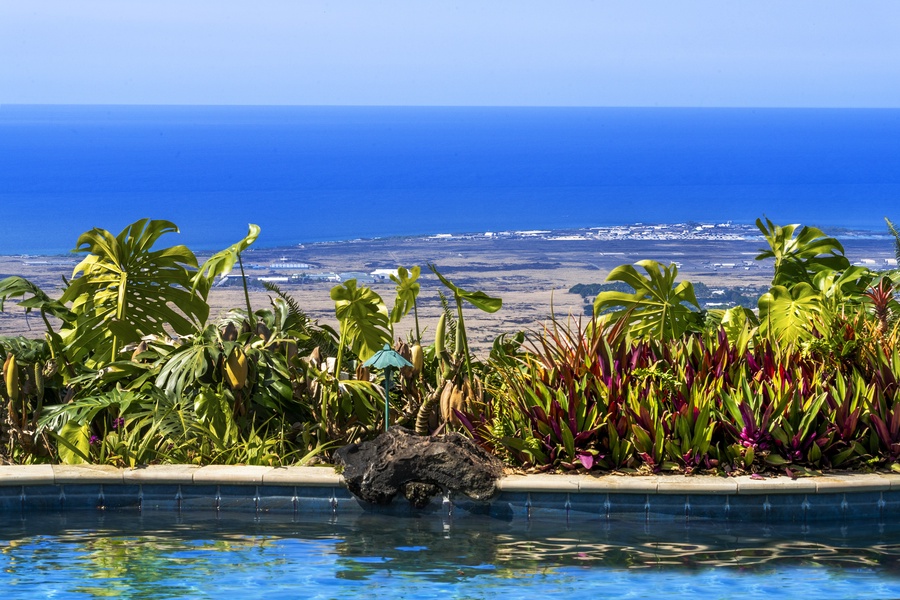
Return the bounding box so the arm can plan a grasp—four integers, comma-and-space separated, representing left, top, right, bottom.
2, 511, 900, 599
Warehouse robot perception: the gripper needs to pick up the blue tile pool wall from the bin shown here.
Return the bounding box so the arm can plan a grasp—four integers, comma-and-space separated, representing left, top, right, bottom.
3, 484, 900, 523
432, 490, 900, 523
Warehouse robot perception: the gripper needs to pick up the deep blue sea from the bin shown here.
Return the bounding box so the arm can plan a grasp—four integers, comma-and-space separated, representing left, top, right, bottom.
1, 105, 899, 255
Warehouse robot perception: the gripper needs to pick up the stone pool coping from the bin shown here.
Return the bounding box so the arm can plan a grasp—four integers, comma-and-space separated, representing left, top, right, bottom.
0, 464, 897, 495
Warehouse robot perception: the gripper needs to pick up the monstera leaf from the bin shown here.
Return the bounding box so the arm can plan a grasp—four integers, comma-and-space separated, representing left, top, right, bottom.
331, 279, 392, 362
755, 217, 849, 287
593, 260, 701, 341
390, 266, 421, 323
193, 223, 260, 317
193, 223, 260, 289
390, 265, 423, 343
59, 219, 209, 363
758, 283, 822, 343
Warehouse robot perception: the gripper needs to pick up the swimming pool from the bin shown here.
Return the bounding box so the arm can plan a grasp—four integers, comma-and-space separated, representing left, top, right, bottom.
2, 510, 900, 599
2, 466, 900, 598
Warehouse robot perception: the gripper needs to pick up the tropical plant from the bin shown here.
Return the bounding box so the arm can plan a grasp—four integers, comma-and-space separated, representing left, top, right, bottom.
886, 217, 900, 266
863, 276, 900, 336
193, 223, 260, 318
390, 266, 422, 343
11, 213, 900, 472
593, 259, 702, 341
331, 279, 392, 371
757, 283, 822, 343
428, 264, 502, 381
56, 219, 211, 365
0, 277, 73, 337
484, 318, 612, 470
755, 217, 850, 287
0, 337, 59, 461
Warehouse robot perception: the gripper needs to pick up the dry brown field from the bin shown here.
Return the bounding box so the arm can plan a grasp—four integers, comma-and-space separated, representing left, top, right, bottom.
1, 234, 891, 355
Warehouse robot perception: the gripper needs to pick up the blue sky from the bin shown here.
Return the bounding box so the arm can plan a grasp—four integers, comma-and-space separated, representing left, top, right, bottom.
2, 0, 899, 107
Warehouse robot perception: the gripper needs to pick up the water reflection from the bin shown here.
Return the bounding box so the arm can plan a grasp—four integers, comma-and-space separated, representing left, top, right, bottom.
0, 511, 899, 597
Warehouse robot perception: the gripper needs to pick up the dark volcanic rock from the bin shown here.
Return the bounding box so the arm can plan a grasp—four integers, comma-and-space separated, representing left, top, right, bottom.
335, 427, 504, 506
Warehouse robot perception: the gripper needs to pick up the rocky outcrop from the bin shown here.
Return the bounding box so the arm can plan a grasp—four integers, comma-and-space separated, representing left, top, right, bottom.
335, 427, 504, 507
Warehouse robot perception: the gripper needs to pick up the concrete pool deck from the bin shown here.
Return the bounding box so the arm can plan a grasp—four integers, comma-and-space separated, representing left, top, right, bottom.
1, 465, 898, 522
0, 464, 897, 494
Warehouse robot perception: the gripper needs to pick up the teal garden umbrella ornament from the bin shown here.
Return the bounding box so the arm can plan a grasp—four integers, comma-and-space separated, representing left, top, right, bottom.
363, 344, 413, 431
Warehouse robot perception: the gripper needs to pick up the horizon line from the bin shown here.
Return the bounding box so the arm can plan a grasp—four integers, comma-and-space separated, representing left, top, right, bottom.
2, 103, 900, 111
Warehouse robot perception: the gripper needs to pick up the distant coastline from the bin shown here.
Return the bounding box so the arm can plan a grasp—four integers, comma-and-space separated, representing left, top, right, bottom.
1, 220, 894, 259
2, 219, 897, 345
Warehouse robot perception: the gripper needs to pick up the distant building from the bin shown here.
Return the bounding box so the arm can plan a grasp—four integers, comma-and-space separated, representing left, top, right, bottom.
370, 268, 399, 280
306, 272, 341, 282
340, 272, 375, 283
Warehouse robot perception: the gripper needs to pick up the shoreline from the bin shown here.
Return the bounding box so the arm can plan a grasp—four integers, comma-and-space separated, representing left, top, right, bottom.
2, 222, 896, 353
2, 221, 893, 260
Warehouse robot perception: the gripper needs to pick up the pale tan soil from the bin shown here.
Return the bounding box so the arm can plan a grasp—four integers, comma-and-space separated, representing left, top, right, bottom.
1, 235, 891, 356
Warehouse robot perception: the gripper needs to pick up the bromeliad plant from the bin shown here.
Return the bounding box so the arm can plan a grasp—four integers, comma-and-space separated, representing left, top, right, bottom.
480, 317, 615, 470
476, 294, 900, 474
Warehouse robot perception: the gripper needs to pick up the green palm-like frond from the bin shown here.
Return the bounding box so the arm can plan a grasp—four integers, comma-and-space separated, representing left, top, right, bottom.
58, 219, 209, 363
262, 281, 310, 331
755, 217, 849, 286
331, 279, 392, 362
886, 217, 900, 264
758, 283, 822, 343
593, 260, 701, 341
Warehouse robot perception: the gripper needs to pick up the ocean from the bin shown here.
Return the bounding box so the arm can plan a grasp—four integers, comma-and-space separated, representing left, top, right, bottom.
1, 105, 899, 256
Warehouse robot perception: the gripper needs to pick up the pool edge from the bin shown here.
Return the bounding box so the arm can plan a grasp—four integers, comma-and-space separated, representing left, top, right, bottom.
0, 464, 896, 495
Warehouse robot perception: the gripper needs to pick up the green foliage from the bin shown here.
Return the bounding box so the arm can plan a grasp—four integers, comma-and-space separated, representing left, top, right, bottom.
389, 266, 420, 322
331, 279, 392, 363
429, 265, 503, 313
486, 318, 609, 470
886, 217, 900, 264
593, 260, 701, 341
755, 217, 850, 286
429, 264, 502, 381
7, 214, 900, 473
193, 223, 260, 317
573, 281, 762, 312
757, 283, 822, 343
193, 224, 261, 286
0, 276, 74, 325
59, 219, 210, 363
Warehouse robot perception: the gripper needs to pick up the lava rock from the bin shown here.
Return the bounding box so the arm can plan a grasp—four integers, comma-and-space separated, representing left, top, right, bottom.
401, 482, 442, 508
335, 426, 504, 506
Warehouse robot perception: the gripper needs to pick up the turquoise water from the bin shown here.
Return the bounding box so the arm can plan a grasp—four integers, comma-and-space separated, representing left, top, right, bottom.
2, 511, 900, 599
